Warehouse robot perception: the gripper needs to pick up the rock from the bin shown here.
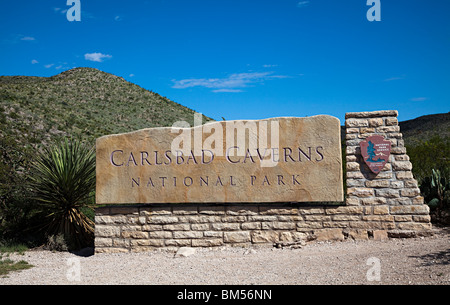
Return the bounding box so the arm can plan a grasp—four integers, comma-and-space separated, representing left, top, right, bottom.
243, 249, 257, 255
96, 116, 344, 204
174, 247, 196, 257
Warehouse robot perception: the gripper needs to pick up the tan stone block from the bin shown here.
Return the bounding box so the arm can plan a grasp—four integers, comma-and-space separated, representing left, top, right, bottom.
362, 215, 394, 222
260, 207, 299, 215
141, 224, 163, 231
147, 216, 179, 224
375, 189, 400, 198
240, 222, 261, 230
224, 231, 251, 243
325, 206, 364, 215
173, 231, 203, 239
122, 231, 148, 239
373, 206, 389, 215
349, 221, 395, 230
346, 162, 360, 171
394, 215, 412, 222
95, 247, 129, 254
296, 222, 324, 229
347, 187, 374, 197
376, 126, 400, 133
390, 205, 430, 215
247, 215, 278, 222
368, 118, 383, 127
190, 223, 210, 231
211, 223, 240, 231
226, 206, 259, 215
386, 198, 412, 205
315, 228, 344, 241
332, 215, 360, 221
412, 196, 424, 204
95, 215, 119, 224
345, 118, 369, 127
365, 180, 390, 188
392, 161, 413, 171
95, 225, 121, 237
204, 231, 223, 238
279, 232, 308, 242
372, 230, 388, 241
397, 222, 432, 231
139, 207, 171, 216
413, 215, 431, 223
390, 181, 404, 189
130, 239, 164, 247
251, 231, 279, 243
323, 221, 349, 228
163, 223, 191, 231
221, 216, 247, 223
95, 237, 113, 247
149, 231, 173, 239
277, 215, 303, 222
400, 188, 421, 197
303, 215, 331, 222
262, 222, 296, 230
165, 239, 192, 247
172, 206, 198, 215
391, 147, 407, 155
385, 117, 398, 126
299, 208, 325, 215
198, 206, 225, 215
346, 127, 360, 134
346, 155, 358, 162
347, 230, 369, 240
182, 215, 222, 223
192, 239, 223, 247
345, 110, 398, 118
345, 197, 361, 206
404, 180, 418, 188
112, 239, 129, 248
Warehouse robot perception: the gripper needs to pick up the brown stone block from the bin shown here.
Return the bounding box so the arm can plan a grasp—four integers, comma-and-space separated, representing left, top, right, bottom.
315, 228, 344, 241
251, 231, 279, 243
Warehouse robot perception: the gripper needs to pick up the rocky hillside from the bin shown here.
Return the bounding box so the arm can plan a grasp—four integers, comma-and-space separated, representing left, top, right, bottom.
0, 67, 211, 148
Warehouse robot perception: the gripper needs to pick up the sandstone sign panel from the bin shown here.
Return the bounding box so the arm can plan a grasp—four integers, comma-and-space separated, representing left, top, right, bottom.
96, 115, 343, 204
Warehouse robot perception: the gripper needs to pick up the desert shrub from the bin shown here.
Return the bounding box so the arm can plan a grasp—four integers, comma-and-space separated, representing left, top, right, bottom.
0, 136, 34, 240
28, 138, 95, 250
407, 135, 449, 183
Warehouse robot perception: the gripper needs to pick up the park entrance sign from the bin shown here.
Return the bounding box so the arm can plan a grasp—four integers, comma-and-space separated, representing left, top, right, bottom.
94, 110, 432, 253
96, 115, 344, 204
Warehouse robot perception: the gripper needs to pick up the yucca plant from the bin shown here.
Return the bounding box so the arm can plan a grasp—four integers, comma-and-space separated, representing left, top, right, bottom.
28, 138, 95, 250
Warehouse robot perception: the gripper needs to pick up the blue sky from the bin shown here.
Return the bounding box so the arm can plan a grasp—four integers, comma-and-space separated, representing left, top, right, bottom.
1, 0, 449, 124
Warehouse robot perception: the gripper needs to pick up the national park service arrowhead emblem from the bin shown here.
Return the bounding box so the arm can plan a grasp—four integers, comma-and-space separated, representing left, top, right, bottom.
360, 135, 391, 174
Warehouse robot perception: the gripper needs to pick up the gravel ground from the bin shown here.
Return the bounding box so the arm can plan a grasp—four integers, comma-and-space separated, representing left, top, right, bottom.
1, 228, 449, 285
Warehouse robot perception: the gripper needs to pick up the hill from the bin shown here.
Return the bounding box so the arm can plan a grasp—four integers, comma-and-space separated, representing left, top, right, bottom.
1, 67, 447, 150
340, 112, 449, 147
0, 67, 211, 149
399, 112, 450, 146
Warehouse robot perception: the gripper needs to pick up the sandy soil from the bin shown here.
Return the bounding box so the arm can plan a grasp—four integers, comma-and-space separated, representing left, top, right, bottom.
1, 228, 449, 285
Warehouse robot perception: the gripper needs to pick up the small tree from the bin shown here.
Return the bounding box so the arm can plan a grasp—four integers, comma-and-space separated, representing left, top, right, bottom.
28, 138, 95, 250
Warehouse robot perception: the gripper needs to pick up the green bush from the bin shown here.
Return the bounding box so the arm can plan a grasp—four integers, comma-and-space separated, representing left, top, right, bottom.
28, 138, 95, 250
407, 135, 449, 183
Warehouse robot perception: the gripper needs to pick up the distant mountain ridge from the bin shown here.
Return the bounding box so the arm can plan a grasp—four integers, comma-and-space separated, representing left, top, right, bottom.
0, 67, 447, 151
339, 112, 449, 147
399, 112, 450, 146
0, 67, 211, 149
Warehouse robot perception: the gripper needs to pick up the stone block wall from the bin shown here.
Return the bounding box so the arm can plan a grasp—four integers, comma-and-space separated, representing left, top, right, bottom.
94, 110, 432, 253
344, 110, 431, 234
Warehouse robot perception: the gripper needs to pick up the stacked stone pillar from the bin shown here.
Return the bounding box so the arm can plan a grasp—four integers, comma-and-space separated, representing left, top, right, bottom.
345, 110, 432, 237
